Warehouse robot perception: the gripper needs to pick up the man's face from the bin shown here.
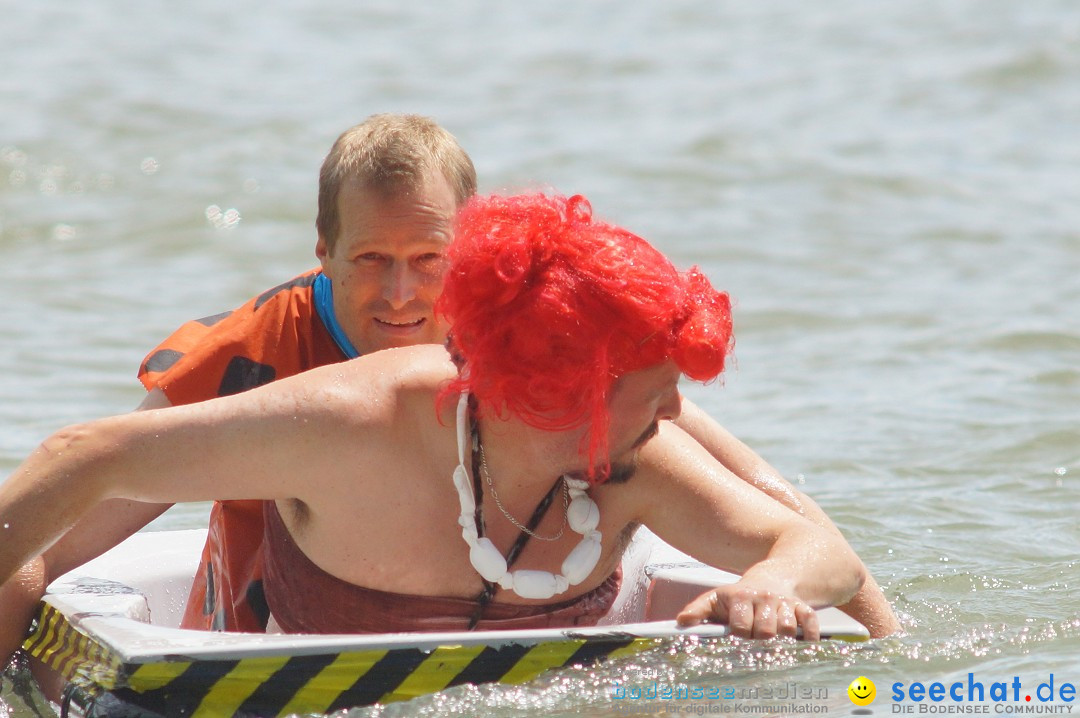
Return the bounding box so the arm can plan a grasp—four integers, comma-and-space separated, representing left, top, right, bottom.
600, 361, 683, 482
316, 174, 457, 356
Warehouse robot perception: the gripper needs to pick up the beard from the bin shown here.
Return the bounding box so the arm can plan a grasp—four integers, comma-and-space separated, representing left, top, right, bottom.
567, 457, 638, 486
590, 421, 660, 485
567, 421, 661, 486
631, 421, 660, 450
604, 458, 639, 485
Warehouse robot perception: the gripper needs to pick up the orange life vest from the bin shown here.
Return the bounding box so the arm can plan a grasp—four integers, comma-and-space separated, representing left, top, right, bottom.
138, 269, 347, 632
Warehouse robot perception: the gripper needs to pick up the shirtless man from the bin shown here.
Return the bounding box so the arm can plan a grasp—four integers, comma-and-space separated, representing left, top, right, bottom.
0, 116, 898, 664
0, 191, 866, 641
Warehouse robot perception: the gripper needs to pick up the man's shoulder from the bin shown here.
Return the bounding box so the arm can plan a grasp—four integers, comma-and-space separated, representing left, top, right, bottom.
199, 268, 321, 324
163, 268, 322, 337
137, 269, 334, 400
274, 346, 454, 440
341, 345, 455, 392
246, 269, 321, 313
323, 345, 455, 417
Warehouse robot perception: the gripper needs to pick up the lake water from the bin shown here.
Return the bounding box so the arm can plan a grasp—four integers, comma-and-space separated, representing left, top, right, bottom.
1, 1, 1078, 716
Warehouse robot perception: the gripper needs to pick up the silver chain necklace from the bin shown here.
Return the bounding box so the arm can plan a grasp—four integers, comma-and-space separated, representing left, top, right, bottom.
478, 442, 569, 541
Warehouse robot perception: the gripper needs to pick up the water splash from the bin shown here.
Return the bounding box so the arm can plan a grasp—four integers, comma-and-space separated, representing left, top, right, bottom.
324, 616, 1080, 718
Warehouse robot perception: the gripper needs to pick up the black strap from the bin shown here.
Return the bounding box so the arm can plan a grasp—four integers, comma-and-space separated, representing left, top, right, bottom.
468, 395, 485, 541
466, 403, 563, 630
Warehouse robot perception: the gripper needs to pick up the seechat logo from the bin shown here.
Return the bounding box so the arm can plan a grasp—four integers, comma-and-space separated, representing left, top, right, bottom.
891, 673, 1076, 713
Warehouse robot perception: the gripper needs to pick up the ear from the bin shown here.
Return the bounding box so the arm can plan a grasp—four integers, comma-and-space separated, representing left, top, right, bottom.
315, 233, 331, 267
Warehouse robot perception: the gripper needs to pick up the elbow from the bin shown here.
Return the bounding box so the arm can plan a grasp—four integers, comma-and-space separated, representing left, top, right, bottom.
41, 423, 96, 455
838, 548, 867, 606
852, 560, 868, 599
804, 534, 865, 608
36, 421, 117, 498
40, 423, 106, 472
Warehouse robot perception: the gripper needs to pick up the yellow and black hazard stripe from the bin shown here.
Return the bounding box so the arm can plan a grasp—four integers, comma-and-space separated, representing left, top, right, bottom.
23, 604, 656, 717
22, 603, 125, 692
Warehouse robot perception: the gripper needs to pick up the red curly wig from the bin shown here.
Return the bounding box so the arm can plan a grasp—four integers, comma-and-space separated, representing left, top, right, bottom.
438, 192, 734, 479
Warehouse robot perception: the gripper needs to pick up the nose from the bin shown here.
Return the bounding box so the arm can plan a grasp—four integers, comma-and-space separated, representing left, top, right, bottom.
657, 387, 682, 423
383, 262, 419, 310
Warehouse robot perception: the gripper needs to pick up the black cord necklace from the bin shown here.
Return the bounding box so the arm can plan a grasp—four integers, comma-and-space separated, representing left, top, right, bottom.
466, 397, 563, 630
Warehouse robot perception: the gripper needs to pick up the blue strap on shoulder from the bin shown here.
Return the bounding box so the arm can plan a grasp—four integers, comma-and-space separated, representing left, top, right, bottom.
313, 272, 360, 359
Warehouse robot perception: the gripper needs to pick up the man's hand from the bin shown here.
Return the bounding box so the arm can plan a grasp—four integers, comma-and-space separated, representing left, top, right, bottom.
676, 584, 820, 641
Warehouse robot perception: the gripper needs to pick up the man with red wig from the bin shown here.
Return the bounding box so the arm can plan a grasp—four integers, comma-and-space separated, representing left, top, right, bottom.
0, 192, 867, 640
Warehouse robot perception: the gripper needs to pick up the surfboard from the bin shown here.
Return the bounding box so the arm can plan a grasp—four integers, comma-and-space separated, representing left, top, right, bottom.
24, 529, 868, 717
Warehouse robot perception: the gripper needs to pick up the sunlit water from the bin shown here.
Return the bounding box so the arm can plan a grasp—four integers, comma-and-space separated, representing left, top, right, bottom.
2, 1, 1078, 716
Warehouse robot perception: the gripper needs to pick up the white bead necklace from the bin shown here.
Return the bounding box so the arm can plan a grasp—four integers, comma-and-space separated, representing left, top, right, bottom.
453, 392, 603, 600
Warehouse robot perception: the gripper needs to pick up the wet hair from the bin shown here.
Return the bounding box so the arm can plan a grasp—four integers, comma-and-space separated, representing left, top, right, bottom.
316, 114, 477, 253
438, 192, 734, 479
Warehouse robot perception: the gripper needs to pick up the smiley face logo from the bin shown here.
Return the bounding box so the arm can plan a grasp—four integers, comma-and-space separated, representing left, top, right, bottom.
848, 676, 876, 706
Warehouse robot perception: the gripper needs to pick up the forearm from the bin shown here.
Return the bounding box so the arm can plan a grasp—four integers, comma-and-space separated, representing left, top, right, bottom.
733, 474, 901, 634
740, 527, 865, 608
0, 499, 167, 662
835, 574, 901, 637
733, 495, 899, 635
41, 499, 171, 581
0, 557, 48, 666
0, 424, 116, 586
0, 390, 176, 666
674, 400, 901, 636
750, 496, 900, 635
673, 524, 864, 640
38, 388, 177, 580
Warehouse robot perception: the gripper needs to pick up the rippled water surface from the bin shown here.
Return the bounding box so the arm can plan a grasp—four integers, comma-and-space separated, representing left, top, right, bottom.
2, 1, 1078, 716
